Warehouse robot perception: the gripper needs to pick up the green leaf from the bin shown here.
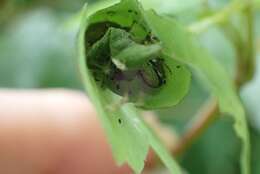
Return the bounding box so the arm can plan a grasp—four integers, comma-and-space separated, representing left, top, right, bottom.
82, 0, 191, 109
143, 10, 250, 174
78, 1, 185, 173
79, 15, 149, 173
110, 28, 162, 70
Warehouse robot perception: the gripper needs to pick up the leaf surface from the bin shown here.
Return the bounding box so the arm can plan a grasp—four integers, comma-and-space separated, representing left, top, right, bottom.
144, 11, 250, 174
78, 1, 186, 173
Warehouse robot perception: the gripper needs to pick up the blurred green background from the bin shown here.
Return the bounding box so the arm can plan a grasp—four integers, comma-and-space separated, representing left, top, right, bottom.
0, 0, 259, 174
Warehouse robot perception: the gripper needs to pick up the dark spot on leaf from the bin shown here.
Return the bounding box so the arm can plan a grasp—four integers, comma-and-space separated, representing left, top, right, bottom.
107, 11, 116, 15
176, 65, 181, 69
163, 79, 166, 84
118, 119, 122, 124
128, 9, 133, 13
132, 20, 138, 25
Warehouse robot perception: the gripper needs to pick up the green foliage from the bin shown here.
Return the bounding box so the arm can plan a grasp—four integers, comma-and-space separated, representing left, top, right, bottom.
78, 0, 187, 173
0, 10, 81, 88
144, 11, 250, 174
82, 0, 191, 109
78, 0, 251, 173
110, 28, 162, 70
1, 0, 259, 174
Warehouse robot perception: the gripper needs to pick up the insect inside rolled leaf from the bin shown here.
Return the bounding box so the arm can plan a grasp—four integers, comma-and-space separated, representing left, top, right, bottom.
104, 57, 170, 97
138, 58, 170, 88
85, 20, 170, 100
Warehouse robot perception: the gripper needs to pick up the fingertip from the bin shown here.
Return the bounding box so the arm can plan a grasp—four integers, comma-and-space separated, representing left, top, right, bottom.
0, 89, 133, 174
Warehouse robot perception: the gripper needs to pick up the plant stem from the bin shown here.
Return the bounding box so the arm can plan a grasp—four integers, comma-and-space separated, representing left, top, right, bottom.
233, 0, 255, 87
173, 100, 218, 155
246, 0, 254, 64
188, 1, 247, 34
173, 0, 256, 157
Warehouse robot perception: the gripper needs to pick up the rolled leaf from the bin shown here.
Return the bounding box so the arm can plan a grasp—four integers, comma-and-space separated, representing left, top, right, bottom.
78, 0, 188, 173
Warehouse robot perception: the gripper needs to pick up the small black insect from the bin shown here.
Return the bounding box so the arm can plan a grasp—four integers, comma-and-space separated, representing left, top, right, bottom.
85, 21, 166, 98
144, 31, 159, 44
139, 58, 171, 88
